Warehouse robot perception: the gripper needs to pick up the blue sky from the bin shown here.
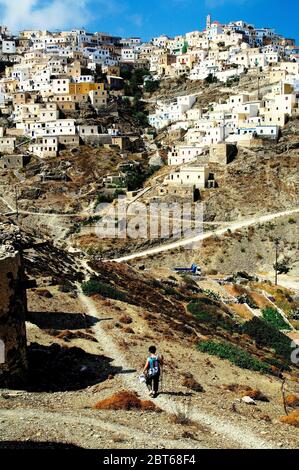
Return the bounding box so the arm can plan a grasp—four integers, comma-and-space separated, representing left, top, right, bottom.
0, 0, 298, 43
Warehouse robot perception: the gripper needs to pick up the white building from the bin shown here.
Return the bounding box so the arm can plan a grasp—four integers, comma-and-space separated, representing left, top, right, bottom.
51, 78, 70, 95
149, 95, 196, 129
28, 119, 76, 138
29, 136, 58, 158
0, 137, 16, 154
168, 145, 203, 165
121, 48, 138, 63
2, 40, 16, 54
165, 165, 210, 189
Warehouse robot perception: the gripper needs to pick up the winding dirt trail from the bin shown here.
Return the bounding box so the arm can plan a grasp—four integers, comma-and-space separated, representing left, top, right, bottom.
0, 407, 200, 449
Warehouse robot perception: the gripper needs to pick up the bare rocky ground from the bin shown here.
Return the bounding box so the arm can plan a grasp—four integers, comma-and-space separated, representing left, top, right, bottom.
68, 118, 299, 264
137, 212, 299, 277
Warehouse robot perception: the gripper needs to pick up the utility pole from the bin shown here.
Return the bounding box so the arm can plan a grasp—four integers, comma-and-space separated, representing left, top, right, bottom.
15, 185, 19, 221
274, 238, 280, 286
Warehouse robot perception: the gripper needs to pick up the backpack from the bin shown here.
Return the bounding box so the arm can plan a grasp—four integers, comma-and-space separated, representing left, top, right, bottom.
147, 355, 160, 378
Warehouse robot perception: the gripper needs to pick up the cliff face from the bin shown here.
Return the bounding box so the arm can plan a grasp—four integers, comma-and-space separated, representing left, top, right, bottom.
0, 246, 28, 387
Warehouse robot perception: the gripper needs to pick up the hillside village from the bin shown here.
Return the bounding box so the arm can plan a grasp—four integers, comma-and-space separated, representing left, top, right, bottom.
0, 15, 299, 450
0, 17, 298, 205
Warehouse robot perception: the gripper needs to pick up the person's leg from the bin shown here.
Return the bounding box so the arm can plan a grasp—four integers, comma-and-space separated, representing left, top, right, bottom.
147, 377, 154, 395
153, 375, 160, 397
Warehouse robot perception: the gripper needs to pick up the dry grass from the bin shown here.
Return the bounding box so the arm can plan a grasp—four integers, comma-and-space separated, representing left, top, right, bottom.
119, 315, 133, 324
170, 412, 194, 426
223, 284, 247, 297
280, 409, 299, 427
112, 435, 126, 443
36, 289, 53, 298
229, 303, 254, 320
123, 327, 135, 334
47, 329, 97, 342
285, 394, 299, 408
250, 281, 299, 315
259, 414, 272, 423
93, 390, 161, 412
181, 430, 198, 440
248, 292, 271, 309
223, 384, 269, 402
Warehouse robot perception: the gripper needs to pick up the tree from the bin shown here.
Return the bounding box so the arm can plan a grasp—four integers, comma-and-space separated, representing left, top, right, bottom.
144, 80, 159, 93
205, 73, 218, 85
133, 111, 148, 126
182, 42, 188, 54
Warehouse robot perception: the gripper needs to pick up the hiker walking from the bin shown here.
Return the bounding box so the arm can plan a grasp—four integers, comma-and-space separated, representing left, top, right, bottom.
142, 345, 163, 398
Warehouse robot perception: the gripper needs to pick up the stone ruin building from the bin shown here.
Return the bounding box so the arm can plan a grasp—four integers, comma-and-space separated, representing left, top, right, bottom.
0, 221, 28, 387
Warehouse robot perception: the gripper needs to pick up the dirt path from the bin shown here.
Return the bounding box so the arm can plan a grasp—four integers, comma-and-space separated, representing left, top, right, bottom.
260, 274, 299, 293
0, 408, 200, 449
112, 208, 299, 262
77, 286, 282, 449
0, 195, 15, 213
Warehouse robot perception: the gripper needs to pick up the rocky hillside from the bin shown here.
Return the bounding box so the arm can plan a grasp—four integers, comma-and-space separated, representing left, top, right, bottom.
1, 243, 299, 449
202, 120, 299, 222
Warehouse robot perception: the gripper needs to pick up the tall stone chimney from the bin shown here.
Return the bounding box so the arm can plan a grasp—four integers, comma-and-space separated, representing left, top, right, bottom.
0, 245, 28, 387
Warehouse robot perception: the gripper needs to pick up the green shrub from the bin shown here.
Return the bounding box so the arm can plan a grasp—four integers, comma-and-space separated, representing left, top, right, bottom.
96, 190, 126, 205
133, 111, 148, 126
274, 259, 290, 275
65, 222, 81, 236
187, 302, 237, 332
96, 193, 114, 204
81, 216, 101, 226
144, 80, 159, 93
265, 357, 290, 372
190, 310, 214, 322
237, 294, 258, 309
58, 281, 75, 293
261, 307, 289, 330
242, 316, 292, 361
196, 340, 270, 373
82, 279, 126, 302
202, 289, 221, 302
204, 73, 218, 84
